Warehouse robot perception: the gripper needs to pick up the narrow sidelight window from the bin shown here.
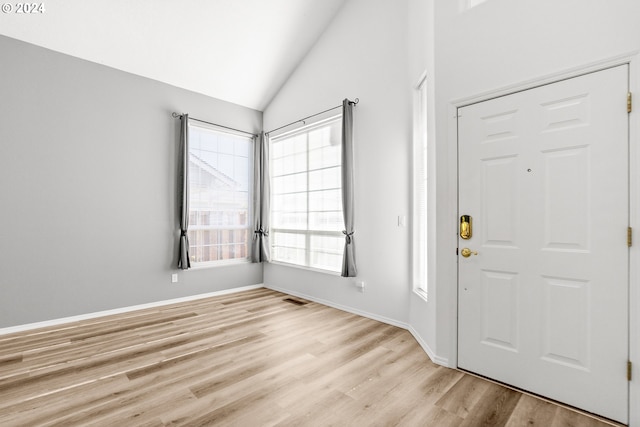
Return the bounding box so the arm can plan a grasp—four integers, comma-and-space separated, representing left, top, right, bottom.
414, 75, 429, 297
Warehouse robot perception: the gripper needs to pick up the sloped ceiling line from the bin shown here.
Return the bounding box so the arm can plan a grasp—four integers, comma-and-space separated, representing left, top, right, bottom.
0, 0, 347, 111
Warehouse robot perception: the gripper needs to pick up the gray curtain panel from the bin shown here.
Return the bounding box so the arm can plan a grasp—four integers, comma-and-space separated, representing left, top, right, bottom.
178, 114, 191, 270
252, 132, 271, 262
341, 99, 357, 277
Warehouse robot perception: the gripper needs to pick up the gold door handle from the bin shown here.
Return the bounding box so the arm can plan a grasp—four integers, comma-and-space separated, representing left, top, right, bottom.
461, 248, 478, 258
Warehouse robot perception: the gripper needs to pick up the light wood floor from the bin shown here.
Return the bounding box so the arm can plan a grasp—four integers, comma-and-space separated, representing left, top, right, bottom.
0, 288, 623, 426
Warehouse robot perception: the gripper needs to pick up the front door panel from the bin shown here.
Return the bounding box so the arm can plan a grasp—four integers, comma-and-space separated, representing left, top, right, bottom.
458, 65, 629, 423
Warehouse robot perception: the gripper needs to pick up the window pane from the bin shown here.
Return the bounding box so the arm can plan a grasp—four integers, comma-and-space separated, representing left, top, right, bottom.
272, 211, 307, 230
275, 152, 307, 175
273, 231, 305, 248
308, 121, 341, 150
187, 123, 251, 264
281, 135, 306, 156
272, 172, 307, 195
309, 145, 340, 170
234, 157, 249, 192
308, 166, 340, 191
273, 247, 306, 266
272, 231, 306, 267
235, 139, 249, 157
272, 139, 284, 159
271, 157, 285, 176
309, 211, 343, 231
414, 77, 429, 295
188, 228, 250, 264
310, 234, 343, 271
309, 189, 342, 212
273, 193, 307, 215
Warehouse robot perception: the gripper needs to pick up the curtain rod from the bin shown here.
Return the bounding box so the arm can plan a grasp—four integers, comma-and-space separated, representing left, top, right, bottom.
265, 98, 359, 136
172, 112, 258, 137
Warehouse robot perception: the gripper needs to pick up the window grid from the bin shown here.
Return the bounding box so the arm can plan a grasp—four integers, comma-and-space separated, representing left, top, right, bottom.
270, 116, 343, 272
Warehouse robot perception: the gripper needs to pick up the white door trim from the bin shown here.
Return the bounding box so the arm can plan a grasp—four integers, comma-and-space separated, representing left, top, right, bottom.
628, 52, 640, 427
445, 51, 640, 426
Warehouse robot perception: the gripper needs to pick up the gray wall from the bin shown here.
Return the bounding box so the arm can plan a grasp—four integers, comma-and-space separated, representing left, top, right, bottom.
263, 0, 412, 326
0, 36, 263, 328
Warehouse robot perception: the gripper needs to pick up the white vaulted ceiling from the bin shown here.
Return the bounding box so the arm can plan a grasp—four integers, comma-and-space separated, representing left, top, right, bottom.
0, 0, 347, 110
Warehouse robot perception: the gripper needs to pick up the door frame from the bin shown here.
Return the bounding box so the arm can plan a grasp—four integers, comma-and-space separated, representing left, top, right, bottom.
446, 52, 640, 425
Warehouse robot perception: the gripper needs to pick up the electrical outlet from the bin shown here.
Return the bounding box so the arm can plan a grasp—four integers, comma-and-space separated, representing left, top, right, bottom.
171, 273, 178, 283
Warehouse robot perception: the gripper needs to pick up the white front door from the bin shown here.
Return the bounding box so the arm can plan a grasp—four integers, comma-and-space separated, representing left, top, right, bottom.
458, 65, 629, 423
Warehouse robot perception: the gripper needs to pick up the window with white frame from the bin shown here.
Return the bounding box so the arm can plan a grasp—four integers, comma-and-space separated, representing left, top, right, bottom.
413, 75, 429, 296
270, 115, 344, 273
188, 122, 252, 265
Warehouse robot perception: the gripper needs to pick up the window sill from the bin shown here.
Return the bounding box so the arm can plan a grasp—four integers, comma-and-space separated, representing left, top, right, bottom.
190, 258, 252, 270
268, 260, 341, 277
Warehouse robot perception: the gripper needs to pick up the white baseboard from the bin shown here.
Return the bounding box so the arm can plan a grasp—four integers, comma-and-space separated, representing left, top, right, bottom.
265, 284, 409, 330
0, 284, 264, 336
408, 325, 450, 368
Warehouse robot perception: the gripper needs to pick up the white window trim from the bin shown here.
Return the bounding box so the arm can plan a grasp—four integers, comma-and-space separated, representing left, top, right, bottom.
190, 258, 251, 270
268, 110, 342, 140
413, 71, 430, 301
269, 260, 342, 276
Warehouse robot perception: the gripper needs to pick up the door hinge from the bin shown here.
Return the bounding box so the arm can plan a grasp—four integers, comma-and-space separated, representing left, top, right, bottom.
628, 92, 633, 113
628, 360, 633, 381
628, 227, 633, 247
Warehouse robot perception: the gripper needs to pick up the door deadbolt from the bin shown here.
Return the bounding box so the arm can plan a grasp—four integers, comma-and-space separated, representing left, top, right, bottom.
460, 215, 472, 240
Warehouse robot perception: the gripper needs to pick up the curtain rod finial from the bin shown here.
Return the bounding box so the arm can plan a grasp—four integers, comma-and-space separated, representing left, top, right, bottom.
172, 112, 182, 118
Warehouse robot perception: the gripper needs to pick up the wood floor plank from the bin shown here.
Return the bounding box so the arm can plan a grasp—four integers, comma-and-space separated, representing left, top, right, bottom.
505, 394, 559, 427
274, 388, 355, 427
0, 288, 624, 427
161, 354, 313, 425
342, 334, 435, 402
435, 374, 492, 418
458, 383, 523, 427
550, 405, 619, 427
0, 375, 132, 426
352, 365, 464, 426
405, 406, 465, 427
